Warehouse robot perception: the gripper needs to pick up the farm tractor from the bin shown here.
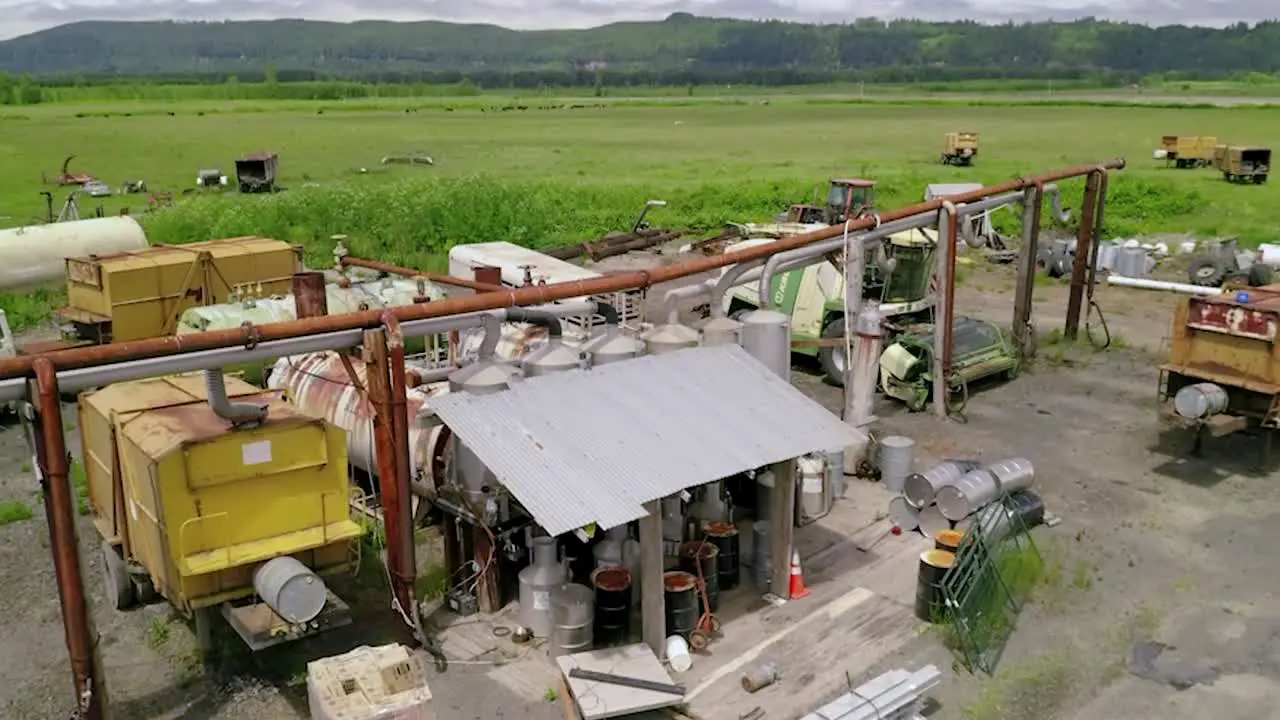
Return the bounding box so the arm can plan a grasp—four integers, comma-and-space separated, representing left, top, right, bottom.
941, 132, 979, 166
775, 178, 877, 226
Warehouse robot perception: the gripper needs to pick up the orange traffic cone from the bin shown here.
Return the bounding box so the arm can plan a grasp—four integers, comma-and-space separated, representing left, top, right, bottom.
788, 550, 811, 600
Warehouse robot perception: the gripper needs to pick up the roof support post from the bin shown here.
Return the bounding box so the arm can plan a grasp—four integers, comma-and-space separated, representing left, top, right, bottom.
770, 459, 797, 595
640, 500, 665, 658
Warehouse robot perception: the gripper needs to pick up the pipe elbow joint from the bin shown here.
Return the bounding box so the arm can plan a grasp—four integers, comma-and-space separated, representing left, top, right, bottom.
592, 301, 620, 327
205, 368, 267, 429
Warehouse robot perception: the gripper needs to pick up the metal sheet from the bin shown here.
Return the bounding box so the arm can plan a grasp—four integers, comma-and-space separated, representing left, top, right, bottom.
429, 344, 861, 536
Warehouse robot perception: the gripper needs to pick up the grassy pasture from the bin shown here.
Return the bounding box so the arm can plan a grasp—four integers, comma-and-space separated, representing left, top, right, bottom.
1, 95, 1278, 329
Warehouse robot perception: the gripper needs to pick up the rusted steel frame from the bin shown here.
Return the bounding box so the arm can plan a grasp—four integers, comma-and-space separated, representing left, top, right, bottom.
33, 358, 105, 720
0, 160, 1125, 380
1012, 182, 1045, 358
542, 228, 671, 260
380, 312, 417, 617
339, 256, 504, 293
581, 230, 685, 262
363, 327, 414, 619
292, 271, 329, 319
1065, 171, 1102, 340
942, 204, 960, 377
1086, 170, 1110, 299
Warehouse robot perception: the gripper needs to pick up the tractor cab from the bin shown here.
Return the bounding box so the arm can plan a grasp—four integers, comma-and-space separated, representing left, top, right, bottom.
825, 179, 876, 224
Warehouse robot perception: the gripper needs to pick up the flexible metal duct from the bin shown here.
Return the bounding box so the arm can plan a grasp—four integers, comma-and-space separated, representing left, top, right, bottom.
205, 369, 267, 428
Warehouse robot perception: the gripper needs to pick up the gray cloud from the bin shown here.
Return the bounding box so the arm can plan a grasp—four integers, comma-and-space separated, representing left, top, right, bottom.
1, 0, 1276, 40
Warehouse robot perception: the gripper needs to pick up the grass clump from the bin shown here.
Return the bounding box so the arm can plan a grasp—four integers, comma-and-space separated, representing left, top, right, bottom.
0, 499, 34, 526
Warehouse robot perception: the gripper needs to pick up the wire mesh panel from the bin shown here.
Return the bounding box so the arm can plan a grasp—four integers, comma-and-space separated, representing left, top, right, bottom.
940, 493, 1042, 675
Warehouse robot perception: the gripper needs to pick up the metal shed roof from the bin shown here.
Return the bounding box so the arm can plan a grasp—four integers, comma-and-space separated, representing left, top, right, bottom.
428, 344, 862, 536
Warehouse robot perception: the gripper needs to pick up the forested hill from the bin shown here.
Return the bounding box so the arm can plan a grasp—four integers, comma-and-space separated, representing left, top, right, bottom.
2, 14, 1280, 84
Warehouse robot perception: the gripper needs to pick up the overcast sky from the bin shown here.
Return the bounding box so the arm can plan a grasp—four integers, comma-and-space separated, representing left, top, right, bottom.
0, 0, 1274, 41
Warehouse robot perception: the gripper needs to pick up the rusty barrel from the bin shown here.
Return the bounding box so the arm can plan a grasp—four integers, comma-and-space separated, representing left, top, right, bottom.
935, 529, 965, 553
591, 567, 632, 648
679, 541, 719, 613
703, 521, 740, 591
663, 571, 699, 640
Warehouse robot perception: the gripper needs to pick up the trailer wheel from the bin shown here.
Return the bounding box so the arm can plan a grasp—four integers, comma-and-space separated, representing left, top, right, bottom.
818, 317, 847, 387
101, 542, 137, 611
1248, 263, 1275, 287
1188, 256, 1227, 287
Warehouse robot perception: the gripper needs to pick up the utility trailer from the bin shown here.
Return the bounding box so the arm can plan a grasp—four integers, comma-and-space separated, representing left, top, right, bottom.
941, 132, 979, 166
1159, 285, 1280, 466
235, 152, 280, 193
1154, 135, 1217, 169
1213, 145, 1270, 184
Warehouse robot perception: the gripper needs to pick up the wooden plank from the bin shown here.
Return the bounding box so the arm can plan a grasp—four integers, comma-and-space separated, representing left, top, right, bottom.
685, 590, 917, 719
557, 644, 684, 720
770, 460, 797, 595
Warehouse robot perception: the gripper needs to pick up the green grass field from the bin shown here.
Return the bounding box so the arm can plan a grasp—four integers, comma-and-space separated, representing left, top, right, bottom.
2, 93, 1278, 330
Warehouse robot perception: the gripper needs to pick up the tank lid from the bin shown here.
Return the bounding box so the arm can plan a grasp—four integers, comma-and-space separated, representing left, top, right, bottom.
641, 323, 699, 353
449, 360, 519, 394
741, 309, 790, 326
521, 340, 583, 376
583, 329, 644, 365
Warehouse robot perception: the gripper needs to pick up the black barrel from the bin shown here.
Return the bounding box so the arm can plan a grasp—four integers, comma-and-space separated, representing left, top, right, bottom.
591, 567, 632, 647
679, 540, 720, 613
703, 521, 741, 591
663, 571, 699, 639
1004, 490, 1047, 530
914, 549, 956, 623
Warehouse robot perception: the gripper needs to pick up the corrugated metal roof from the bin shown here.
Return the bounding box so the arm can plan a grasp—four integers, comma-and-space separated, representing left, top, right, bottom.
429, 344, 861, 536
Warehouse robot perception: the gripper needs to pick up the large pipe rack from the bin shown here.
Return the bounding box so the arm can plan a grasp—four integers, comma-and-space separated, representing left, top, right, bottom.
18, 159, 1122, 719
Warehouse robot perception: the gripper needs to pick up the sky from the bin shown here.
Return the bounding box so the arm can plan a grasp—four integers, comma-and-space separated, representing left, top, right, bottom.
0, 0, 1274, 41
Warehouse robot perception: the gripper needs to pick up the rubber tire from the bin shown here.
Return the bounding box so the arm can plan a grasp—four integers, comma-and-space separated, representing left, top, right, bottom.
1046, 254, 1071, 279
102, 542, 137, 611
1188, 256, 1227, 287
817, 316, 846, 388
688, 630, 709, 651
1248, 263, 1275, 287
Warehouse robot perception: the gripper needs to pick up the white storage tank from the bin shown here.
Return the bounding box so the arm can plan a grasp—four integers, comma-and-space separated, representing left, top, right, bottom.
0, 216, 148, 292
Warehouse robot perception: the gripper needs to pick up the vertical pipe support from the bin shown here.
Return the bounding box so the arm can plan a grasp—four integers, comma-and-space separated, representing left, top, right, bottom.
363, 327, 414, 625
841, 219, 867, 426
639, 499, 665, 658
769, 459, 798, 595
291, 271, 329, 319
33, 358, 107, 720
1012, 183, 1045, 359
933, 204, 959, 418
1065, 171, 1102, 340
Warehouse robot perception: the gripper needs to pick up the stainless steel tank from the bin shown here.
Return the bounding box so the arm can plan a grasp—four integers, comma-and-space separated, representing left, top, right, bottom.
700, 316, 743, 347
518, 537, 567, 637
521, 339, 583, 376
739, 310, 791, 380
550, 583, 594, 657
642, 323, 699, 355
583, 327, 644, 366
0, 216, 148, 292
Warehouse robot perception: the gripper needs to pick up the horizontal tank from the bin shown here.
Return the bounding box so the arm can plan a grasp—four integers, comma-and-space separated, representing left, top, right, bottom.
267, 352, 453, 484
177, 278, 446, 333
78, 371, 362, 613
0, 216, 148, 292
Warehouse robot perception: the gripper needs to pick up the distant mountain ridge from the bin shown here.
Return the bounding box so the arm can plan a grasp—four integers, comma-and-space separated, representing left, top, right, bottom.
1, 15, 1278, 80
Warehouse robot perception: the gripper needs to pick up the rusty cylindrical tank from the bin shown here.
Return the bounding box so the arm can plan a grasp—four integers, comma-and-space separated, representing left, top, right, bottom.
267, 352, 452, 483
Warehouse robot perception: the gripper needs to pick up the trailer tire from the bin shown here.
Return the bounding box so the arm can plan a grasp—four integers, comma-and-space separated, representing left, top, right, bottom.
1249, 263, 1274, 287
102, 542, 137, 611
132, 574, 157, 604
1046, 254, 1071, 279
818, 316, 847, 387
1188, 256, 1227, 287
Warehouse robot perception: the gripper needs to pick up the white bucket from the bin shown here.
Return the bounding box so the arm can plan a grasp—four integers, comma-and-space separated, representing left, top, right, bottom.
666, 635, 692, 672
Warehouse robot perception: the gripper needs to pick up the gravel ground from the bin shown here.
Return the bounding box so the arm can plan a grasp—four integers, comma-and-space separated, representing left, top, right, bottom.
2, 251, 1278, 719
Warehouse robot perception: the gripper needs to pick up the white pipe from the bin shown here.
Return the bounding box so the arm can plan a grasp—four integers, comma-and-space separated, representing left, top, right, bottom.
1106, 275, 1221, 296
660, 279, 716, 324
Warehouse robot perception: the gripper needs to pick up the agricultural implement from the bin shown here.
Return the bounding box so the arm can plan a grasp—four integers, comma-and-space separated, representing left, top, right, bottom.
1153, 135, 1216, 169
879, 316, 1020, 412
235, 151, 280, 193
941, 132, 979, 166
1159, 285, 1280, 467
45, 154, 95, 186
1213, 145, 1270, 184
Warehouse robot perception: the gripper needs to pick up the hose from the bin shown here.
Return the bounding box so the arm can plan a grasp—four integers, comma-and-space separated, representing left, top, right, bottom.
945, 375, 969, 424
1086, 299, 1112, 350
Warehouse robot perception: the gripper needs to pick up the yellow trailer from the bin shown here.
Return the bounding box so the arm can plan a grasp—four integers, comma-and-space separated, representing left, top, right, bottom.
941, 132, 979, 166
55, 236, 300, 344
79, 371, 363, 652
1156, 135, 1217, 169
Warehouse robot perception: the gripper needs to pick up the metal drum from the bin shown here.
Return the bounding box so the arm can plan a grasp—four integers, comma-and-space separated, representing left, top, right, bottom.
704, 521, 741, 591
679, 541, 719, 613
663, 571, 699, 640
253, 556, 327, 624
550, 583, 594, 657
914, 550, 955, 623
591, 567, 632, 648
877, 436, 915, 493
751, 520, 771, 591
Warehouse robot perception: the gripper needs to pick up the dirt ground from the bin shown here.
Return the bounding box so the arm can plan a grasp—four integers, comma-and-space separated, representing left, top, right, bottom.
3, 245, 1279, 720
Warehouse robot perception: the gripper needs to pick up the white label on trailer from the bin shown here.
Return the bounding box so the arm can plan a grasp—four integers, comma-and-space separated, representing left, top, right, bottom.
241, 440, 273, 466
533, 590, 550, 610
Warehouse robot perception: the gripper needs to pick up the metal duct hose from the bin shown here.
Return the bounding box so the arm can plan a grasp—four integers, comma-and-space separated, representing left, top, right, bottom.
205, 368, 267, 428
504, 308, 563, 338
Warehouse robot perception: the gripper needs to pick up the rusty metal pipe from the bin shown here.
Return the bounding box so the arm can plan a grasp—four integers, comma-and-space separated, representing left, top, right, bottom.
0, 161, 1125, 382
33, 358, 106, 719
1065, 171, 1102, 340
1012, 182, 1045, 358
292, 271, 329, 318
934, 203, 958, 418
380, 312, 417, 622
363, 327, 414, 621
340, 256, 504, 294
472, 265, 502, 289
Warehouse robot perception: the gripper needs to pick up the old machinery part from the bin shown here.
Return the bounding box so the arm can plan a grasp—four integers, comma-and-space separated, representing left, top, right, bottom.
253, 556, 328, 624
1174, 382, 1229, 420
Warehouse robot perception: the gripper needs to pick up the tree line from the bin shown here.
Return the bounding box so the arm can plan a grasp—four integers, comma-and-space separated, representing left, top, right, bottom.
2, 15, 1280, 87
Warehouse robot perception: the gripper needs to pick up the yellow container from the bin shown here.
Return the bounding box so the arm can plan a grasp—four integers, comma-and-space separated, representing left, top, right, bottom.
78, 372, 362, 614
58, 236, 300, 343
